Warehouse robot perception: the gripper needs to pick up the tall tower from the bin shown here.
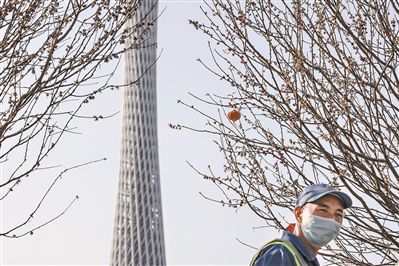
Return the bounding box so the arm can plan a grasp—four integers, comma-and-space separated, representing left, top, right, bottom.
110, 1, 166, 266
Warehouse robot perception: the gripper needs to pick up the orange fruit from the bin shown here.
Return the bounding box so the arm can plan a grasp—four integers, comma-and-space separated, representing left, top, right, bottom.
227, 109, 241, 122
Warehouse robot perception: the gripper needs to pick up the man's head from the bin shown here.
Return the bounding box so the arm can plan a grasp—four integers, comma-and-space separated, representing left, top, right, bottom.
293, 184, 352, 252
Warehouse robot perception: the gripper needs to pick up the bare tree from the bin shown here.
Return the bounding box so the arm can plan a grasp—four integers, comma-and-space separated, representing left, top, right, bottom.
0, 0, 157, 237
173, 0, 399, 265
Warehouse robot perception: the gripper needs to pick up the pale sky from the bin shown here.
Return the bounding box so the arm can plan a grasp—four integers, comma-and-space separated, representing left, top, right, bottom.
1, 1, 279, 265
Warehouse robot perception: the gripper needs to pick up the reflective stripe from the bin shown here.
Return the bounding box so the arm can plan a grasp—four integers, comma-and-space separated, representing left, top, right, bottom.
249, 241, 301, 266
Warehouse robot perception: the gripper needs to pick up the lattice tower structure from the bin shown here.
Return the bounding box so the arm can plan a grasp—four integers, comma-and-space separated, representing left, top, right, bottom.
110, 1, 166, 266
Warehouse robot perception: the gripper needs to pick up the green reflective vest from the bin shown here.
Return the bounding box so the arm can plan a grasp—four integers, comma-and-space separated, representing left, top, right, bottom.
249, 239, 307, 266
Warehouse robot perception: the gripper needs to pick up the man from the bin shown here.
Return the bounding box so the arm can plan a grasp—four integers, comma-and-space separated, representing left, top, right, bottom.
250, 183, 352, 266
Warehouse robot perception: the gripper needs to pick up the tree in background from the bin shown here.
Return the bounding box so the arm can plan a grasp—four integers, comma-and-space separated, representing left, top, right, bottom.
0, 0, 156, 237
175, 0, 399, 265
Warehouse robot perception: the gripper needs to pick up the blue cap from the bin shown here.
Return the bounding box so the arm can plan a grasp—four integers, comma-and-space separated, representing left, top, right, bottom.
296, 184, 352, 209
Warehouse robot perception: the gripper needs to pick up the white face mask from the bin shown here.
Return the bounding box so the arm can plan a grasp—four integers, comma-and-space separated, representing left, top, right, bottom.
301, 215, 342, 248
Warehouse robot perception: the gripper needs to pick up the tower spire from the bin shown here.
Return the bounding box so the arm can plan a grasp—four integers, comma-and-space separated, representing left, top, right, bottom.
110, 1, 166, 265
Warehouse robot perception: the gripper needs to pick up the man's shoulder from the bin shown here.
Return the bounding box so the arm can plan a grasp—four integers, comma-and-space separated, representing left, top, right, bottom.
252, 240, 298, 266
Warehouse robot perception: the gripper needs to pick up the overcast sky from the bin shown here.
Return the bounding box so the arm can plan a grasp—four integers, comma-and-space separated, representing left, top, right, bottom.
1, 1, 280, 265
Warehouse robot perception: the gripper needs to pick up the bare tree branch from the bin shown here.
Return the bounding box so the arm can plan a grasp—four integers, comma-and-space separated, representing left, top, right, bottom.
179, 0, 399, 265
